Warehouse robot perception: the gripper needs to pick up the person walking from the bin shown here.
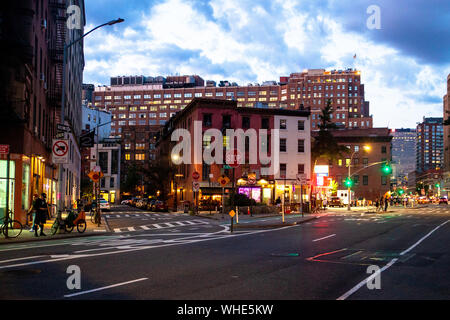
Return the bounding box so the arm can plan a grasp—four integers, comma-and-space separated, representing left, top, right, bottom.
378, 196, 384, 213
375, 198, 380, 212
384, 196, 389, 212
27, 194, 39, 232
34, 193, 49, 237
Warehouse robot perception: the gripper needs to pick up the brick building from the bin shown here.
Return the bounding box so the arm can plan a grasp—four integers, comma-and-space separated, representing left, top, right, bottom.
314, 128, 393, 202
0, 0, 85, 223
156, 98, 311, 209
443, 74, 450, 196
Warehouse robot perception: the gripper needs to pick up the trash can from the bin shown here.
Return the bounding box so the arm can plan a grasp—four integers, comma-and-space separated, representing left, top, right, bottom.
183, 201, 190, 214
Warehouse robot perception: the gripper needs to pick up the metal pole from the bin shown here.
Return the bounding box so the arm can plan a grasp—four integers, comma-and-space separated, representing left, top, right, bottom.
347, 152, 355, 211
300, 184, 303, 217
5, 153, 10, 238
57, 46, 67, 214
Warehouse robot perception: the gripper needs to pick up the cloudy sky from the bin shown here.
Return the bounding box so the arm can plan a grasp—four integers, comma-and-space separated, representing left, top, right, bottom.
83, 0, 450, 129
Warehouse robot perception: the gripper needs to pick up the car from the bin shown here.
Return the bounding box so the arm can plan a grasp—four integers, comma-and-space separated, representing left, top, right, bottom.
418, 197, 430, 204
328, 197, 344, 207
98, 198, 110, 211
154, 200, 168, 212
121, 199, 130, 205
439, 197, 448, 205
146, 199, 157, 211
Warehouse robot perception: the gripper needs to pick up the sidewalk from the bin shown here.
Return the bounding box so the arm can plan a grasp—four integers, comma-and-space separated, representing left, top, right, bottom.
0, 214, 109, 245
189, 210, 321, 229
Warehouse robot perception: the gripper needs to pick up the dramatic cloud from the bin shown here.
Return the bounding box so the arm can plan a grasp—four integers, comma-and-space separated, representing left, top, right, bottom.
83, 0, 450, 128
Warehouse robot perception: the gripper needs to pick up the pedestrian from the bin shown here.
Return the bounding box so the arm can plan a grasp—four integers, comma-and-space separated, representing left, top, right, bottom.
34, 193, 49, 237
384, 196, 389, 212
378, 197, 383, 212
275, 197, 281, 212
323, 198, 327, 209
27, 194, 39, 232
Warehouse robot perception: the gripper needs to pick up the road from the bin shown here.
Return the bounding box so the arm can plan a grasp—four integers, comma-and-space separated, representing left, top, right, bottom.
0, 204, 449, 300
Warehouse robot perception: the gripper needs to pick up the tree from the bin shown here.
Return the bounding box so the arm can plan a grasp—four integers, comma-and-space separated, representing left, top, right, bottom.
312, 99, 349, 163
121, 163, 141, 195
143, 159, 175, 201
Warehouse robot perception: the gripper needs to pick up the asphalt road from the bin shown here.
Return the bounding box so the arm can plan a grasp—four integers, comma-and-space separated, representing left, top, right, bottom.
0, 204, 449, 300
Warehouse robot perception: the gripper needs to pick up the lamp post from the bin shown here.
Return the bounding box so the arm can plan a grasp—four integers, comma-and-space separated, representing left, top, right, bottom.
57, 18, 124, 213
171, 154, 180, 212
347, 145, 371, 211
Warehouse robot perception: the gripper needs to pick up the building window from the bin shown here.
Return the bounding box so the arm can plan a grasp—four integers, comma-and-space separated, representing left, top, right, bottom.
280, 119, 287, 129
381, 176, 387, 185
242, 116, 250, 129
298, 164, 305, 174
125, 154, 131, 161
280, 139, 287, 152
262, 118, 269, 129
381, 146, 387, 153
363, 175, 368, 185
136, 154, 145, 161
298, 139, 305, 153
298, 120, 304, 131
280, 163, 287, 177
203, 114, 212, 127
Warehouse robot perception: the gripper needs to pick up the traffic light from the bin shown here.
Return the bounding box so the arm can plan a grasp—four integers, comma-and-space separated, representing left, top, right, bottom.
398, 189, 404, 195
435, 183, 440, 188
344, 177, 353, 187
382, 162, 392, 174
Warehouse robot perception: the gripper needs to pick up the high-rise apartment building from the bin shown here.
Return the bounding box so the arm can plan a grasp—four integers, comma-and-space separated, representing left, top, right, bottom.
443, 73, 450, 195
416, 117, 444, 173
92, 69, 372, 190
390, 128, 416, 186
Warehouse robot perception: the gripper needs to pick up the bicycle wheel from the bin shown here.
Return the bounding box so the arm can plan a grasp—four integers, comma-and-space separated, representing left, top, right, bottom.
51, 222, 60, 235
64, 223, 74, 233
3, 220, 23, 238
77, 220, 86, 233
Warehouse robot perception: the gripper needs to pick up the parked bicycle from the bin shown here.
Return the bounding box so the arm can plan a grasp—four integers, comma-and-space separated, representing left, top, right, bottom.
0, 210, 23, 238
51, 209, 87, 235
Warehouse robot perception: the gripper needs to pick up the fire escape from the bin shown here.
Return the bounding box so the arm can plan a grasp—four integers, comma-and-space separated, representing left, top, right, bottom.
47, 0, 66, 125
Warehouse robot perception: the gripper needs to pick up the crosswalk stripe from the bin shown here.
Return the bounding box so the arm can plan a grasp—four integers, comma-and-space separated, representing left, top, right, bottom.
140, 226, 150, 230
128, 227, 135, 231
153, 224, 163, 229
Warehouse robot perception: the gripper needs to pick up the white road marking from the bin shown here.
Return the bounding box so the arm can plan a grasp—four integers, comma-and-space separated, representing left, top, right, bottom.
337, 219, 450, 300
0, 256, 45, 264
312, 234, 336, 242
128, 227, 135, 232
140, 226, 150, 230
64, 278, 148, 298
152, 224, 163, 229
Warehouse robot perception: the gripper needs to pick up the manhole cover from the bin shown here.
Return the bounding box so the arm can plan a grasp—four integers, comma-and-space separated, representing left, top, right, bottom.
1, 269, 42, 276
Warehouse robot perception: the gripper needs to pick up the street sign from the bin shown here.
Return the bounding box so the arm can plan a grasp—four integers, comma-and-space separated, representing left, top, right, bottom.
218, 175, 230, 187
192, 171, 200, 181
248, 173, 256, 185
229, 210, 236, 218
80, 131, 95, 148
57, 124, 70, 133
0, 145, 10, 155
192, 181, 200, 192
92, 165, 101, 172
52, 139, 69, 164
225, 149, 242, 168
88, 171, 104, 182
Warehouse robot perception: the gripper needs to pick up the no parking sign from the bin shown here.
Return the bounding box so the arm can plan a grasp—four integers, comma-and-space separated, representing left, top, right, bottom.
52, 139, 69, 164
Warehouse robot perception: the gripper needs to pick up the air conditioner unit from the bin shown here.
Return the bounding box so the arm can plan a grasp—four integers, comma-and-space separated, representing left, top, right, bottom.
41, 19, 47, 29
40, 73, 45, 81
44, 82, 47, 90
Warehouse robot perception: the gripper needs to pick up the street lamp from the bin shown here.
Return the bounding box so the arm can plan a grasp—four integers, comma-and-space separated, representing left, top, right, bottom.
347, 145, 371, 211
171, 154, 180, 211
57, 18, 124, 214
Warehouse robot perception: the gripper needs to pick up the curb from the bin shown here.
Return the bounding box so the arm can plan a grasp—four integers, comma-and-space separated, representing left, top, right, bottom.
0, 231, 110, 245
233, 216, 319, 229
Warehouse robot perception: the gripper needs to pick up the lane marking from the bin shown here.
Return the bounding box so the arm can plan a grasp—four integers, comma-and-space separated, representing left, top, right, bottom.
0, 255, 45, 264
312, 234, 336, 242
337, 219, 450, 300
64, 278, 148, 298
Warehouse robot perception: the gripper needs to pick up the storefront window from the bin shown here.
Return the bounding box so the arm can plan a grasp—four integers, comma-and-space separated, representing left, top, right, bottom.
22, 164, 30, 211
0, 160, 15, 220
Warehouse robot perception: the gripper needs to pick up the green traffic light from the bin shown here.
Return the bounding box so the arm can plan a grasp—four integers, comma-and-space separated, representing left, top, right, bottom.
344, 178, 353, 187
382, 163, 392, 174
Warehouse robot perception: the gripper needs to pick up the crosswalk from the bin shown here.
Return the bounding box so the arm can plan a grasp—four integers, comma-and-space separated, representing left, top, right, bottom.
105, 213, 188, 219
112, 219, 209, 233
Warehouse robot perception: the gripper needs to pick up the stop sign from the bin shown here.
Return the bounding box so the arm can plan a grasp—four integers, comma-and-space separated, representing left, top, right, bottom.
225, 149, 242, 168
192, 171, 200, 180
